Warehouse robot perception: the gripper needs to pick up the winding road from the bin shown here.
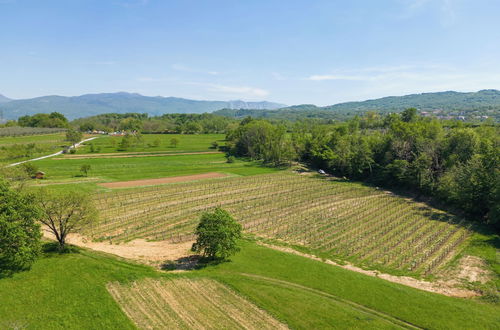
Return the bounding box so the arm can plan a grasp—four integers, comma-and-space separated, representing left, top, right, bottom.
6, 136, 98, 167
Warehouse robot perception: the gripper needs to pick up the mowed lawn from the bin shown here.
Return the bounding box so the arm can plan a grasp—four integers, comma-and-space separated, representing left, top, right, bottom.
0, 241, 498, 329
77, 133, 225, 154
33, 152, 279, 182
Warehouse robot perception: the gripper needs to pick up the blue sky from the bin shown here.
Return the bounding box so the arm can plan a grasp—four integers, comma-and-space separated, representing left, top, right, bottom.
1, 0, 499, 105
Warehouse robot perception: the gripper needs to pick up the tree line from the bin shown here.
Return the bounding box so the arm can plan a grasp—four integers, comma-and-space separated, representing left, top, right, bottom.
226, 109, 499, 230
72, 113, 236, 134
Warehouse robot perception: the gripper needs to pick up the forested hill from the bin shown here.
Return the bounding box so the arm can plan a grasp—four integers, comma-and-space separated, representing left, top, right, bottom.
0, 92, 285, 120
325, 89, 500, 112
215, 90, 500, 121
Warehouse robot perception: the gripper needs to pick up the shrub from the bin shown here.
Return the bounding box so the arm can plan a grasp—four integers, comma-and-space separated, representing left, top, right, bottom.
21, 163, 38, 177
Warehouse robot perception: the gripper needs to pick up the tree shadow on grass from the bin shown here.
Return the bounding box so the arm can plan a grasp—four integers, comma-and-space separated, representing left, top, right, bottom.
42, 241, 81, 256
160, 255, 230, 271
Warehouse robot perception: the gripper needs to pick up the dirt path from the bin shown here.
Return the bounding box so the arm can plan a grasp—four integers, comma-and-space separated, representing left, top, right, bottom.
257, 242, 479, 298
98, 172, 229, 188
43, 229, 193, 266
55, 151, 222, 159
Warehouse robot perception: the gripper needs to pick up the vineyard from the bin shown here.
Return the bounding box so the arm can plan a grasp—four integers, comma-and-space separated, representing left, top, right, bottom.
90, 173, 470, 275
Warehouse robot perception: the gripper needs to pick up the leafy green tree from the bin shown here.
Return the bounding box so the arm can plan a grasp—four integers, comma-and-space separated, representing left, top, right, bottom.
118, 135, 133, 151
21, 162, 39, 178
119, 117, 143, 132
0, 180, 42, 274
79, 121, 96, 132
191, 208, 242, 259
80, 164, 91, 177
211, 141, 219, 149
183, 122, 203, 134
170, 137, 179, 148
37, 190, 97, 251
66, 129, 83, 147
18, 112, 68, 128
401, 108, 418, 122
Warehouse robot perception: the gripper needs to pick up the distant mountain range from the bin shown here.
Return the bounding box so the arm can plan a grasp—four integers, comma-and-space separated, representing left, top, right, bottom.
322, 89, 500, 112
215, 90, 500, 121
0, 92, 286, 120
1, 90, 499, 121
0, 94, 12, 103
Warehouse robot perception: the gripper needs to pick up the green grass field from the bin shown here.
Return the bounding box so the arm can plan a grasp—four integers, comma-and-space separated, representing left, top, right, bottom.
0, 133, 66, 146
33, 153, 279, 183
77, 133, 225, 154
0, 241, 498, 329
0, 133, 67, 164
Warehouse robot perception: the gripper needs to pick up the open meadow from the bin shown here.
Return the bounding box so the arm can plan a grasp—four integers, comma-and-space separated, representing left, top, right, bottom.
77, 133, 226, 154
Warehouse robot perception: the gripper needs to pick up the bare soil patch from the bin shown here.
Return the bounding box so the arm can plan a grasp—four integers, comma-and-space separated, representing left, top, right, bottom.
455, 255, 492, 283
56, 151, 221, 159
258, 242, 480, 298
98, 172, 228, 188
107, 278, 289, 330
43, 229, 193, 266
442, 255, 493, 286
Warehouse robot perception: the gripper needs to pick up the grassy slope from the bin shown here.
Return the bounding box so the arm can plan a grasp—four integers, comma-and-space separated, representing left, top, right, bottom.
0, 245, 160, 329
78, 133, 225, 154
0, 241, 498, 329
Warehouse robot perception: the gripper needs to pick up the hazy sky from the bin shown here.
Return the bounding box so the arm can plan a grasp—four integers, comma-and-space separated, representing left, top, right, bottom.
1, 0, 500, 105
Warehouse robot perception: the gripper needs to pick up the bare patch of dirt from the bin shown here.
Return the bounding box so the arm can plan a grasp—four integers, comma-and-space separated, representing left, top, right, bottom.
56, 151, 221, 159
443, 255, 493, 286
43, 229, 194, 267
98, 172, 229, 188
258, 242, 480, 298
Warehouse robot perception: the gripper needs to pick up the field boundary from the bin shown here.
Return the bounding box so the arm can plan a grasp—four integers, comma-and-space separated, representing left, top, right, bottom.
56, 151, 222, 159
98, 172, 229, 188
257, 242, 478, 298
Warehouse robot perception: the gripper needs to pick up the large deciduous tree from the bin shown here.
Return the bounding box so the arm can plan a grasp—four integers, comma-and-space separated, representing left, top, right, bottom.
37, 190, 97, 251
66, 129, 83, 147
191, 208, 242, 259
0, 180, 42, 274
